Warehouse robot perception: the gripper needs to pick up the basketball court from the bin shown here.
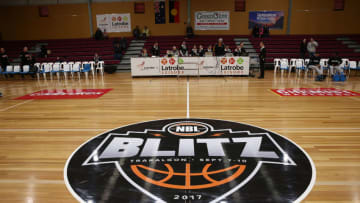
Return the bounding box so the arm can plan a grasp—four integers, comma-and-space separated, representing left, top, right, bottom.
0, 71, 359, 202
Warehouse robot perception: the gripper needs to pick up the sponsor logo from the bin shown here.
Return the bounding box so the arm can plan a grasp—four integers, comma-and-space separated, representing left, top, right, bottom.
220, 58, 227, 64
161, 58, 168, 65
117, 16, 122, 21
272, 88, 360, 97
15, 89, 112, 100
65, 119, 315, 203
229, 57, 235, 65
169, 58, 176, 65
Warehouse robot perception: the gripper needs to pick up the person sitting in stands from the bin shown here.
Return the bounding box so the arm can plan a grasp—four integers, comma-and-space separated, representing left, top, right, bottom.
133, 25, 141, 40
308, 53, 326, 81
142, 26, 150, 39
1, 48, 10, 78
40, 45, 48, 58
166, 50, 173, 57
300, 38, 307, 59
190, 45, 198, 56
198, 45, 205, 57
120, 37, 127, 50
179, 41, 188, 56
114, 43, 123, 60
172, 46, 179, 56
233, 42, 247, 56
328, 52, 343, 77
55, 56, 63, 63
151, 42, 160, 57
224, 45, 232, 55
28, 55, 37, 78
20, 47, 31, 76
94, 28, 104, 40
139, 48, 148, 57
214, 38, 225, 56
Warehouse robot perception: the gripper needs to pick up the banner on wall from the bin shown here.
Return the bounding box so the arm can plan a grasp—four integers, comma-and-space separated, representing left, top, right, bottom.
169, 0, 180, 23
96, 13, 131, 32
154, 0, 166, 24
96, 14, 111, 32
248, 11, 284, 29
194, 11, 230, 30
110, 13, 131, 32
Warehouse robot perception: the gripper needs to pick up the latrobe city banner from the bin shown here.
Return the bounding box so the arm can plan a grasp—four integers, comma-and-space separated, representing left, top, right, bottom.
195, 11, 230, 30
131, 56, 249, 76
96, 13, 131, 32
248, 11, 284, 29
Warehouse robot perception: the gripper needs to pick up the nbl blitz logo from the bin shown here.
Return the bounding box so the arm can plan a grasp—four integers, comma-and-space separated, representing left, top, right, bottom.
65, 119, 316, 203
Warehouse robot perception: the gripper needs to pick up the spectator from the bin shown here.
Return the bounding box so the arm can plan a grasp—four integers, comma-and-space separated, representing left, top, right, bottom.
0, 48, 9, 78
114, 43, 123, 60
133, 25, 141, 40
198, 45, 205, 57
103, 29, 109, 39
93, 53, 102, 70
166, 50, 173, 57
20, 46, 31, 66
252, 25, 259, 38
300, 38, 307, 58
233, 42, 247, 56
307, 38, 318, 57
172, 46, 179, 56
328, 52, 343, 77
259, 26, 264, 38
186, 24, 194, 38
142, 26, 150, 39
258, 41, 266, 79
46, 49, 51, 58
139, 48, 148, 57
40, 45, 48, 58
224, 45, 232, 55
94, 28, 104, 40
214, 38, 225, 56
206, 45, 213, 56
308, 53, 326, 81
151, 42, 160, 57
190, 45, 198, 56
179, 41, 188, 56
263, 25, 270, 37
55, 56, 62, 63
27, 55, 37, 78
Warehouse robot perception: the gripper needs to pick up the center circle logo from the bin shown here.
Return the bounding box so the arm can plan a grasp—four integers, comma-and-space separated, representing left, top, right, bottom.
65, 119, 316, 203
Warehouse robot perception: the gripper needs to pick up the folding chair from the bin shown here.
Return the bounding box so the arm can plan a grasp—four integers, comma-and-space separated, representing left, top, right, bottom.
273, 58, 281, 73
289, 58, 297, 76
40, 63, 52, 80
320, 59, 330, 76
340, 58, 350, 76
348, 61, 358, 77
72, 62, 81, 79
280, 58, 289, 77
3, 65, 14, 77
81, 63, 92, 79
295, 59, 306, 77
62, 63, 72, 80
52, 63, 61, 80
13, 65, 21, 76
97, 61, 105, 75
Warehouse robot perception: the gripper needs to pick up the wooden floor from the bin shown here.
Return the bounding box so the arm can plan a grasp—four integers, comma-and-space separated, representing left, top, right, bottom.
0, 71, 360, 202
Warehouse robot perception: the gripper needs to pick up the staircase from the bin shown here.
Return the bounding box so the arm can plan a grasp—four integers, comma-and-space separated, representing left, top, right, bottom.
117, 39, 145, 71
233, 38, 259, 68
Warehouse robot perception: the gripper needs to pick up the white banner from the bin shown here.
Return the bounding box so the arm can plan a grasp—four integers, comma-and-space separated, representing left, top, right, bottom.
96, 14, 111, 32
131, 57, 249, 76
195, 11, 230, 30
110, 13, 131, 32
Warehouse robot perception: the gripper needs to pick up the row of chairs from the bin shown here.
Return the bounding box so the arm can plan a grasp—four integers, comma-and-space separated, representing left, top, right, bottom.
1, 61, 105, 80
274, 58, 360, 77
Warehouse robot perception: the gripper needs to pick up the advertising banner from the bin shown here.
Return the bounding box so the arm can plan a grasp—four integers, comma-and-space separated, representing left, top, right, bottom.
15, 89, 113, 100
131, 57, 249, 76
96, 14, 111, 32
194, 11, 230, 30
248, 11, 284, 29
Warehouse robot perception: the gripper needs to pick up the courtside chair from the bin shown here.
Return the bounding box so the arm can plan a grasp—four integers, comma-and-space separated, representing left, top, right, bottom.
273, 58, 281, 74
289, 58, 297, 76
40, 63, 52, 80
295, 59, 306, 77
97, 61, 105, 75
3, 65, 14, 76
62, 63, 72, 80
81, 63, 92, 80
34, 63, 41, 79
21, 65, 30, 75
13, 65, 21, 77
72, 62, 81, 79
348, 61, 357, 77
52, 63, 61, 80
280, 58, 289, 77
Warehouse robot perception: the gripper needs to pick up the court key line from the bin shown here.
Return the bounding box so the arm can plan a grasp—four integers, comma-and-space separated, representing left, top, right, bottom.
0, 99, 33, 112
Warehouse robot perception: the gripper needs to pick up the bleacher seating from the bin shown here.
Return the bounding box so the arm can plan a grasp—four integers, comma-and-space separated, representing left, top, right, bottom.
250, 35, 360, 65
